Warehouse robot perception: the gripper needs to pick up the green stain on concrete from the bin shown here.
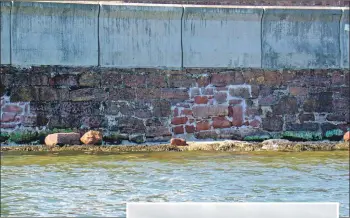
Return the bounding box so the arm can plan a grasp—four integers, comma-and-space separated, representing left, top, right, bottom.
102, 133, 125, 145
244, 134, 271, 142
282, 131, 322, 141
325, 129, 344, 140
8, 131, 39, 144
0, 132, 10, 143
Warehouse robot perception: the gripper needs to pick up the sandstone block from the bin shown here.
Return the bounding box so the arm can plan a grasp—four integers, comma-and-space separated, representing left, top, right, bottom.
170, 138, 187, 146
80, 130, 103, 145
344, 131, 350, 142
45, 133, 80, 147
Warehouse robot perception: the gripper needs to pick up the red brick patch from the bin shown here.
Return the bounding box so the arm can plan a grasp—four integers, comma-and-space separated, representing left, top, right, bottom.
212, 117, 231, 129
173, 126, 184, 134
196, 120, 211, 131
229, 105, 243, 127
181, 109, 193, 116
185, 125, 195, 133
171, 117, 188, 125
194, 96, 208, 104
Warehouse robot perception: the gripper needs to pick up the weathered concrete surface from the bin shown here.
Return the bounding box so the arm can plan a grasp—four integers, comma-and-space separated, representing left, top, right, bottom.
262, 8, 342, 69
11, 2, 99, 66
182, 7, 263, 68
99, 4, 182, 68
0, 1, 11, 65
340, 9, 349, 69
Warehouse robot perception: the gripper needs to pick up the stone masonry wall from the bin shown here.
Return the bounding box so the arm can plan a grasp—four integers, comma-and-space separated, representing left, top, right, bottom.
1, 66, 349, 142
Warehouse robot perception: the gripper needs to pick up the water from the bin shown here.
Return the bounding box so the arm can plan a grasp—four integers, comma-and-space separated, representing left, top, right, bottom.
1, 151, 349, 217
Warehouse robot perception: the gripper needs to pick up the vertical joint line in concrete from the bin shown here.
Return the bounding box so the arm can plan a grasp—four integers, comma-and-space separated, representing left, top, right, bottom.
9, 1, 13, 65
97, 3, 101, 67
0, 2, 2, 65
260, 7, 265, 69
339, 8, 344, 69
180, 6, 184, 70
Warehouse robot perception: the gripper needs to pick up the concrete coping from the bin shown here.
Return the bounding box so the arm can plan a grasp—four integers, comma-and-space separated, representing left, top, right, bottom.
1, 0, 348, 10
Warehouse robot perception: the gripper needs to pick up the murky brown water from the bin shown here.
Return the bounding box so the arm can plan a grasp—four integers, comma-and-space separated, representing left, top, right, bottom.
1, 151, 349, 217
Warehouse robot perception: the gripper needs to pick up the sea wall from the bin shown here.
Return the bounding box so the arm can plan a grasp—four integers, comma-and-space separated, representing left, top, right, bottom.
0, 2, 349, 143
1, 66, 349, 142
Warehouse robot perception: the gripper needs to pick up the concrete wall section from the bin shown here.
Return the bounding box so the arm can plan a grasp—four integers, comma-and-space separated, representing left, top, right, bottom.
340, 9, 349, 69
99, 4, 183, 68
11, 2, 99, 66
262, 9, 342, 69
1, 1, 11, 65
182, 7, 263, 68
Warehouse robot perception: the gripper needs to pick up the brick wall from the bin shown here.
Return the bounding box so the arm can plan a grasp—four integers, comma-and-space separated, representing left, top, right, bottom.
1, 66, 349, 142
120, 0, 350, 6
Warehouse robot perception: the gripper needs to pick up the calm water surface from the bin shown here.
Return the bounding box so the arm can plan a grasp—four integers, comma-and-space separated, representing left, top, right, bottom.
1, 151, 349, 217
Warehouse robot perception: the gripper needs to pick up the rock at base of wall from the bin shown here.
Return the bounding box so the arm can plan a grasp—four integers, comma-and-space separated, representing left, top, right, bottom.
261, 139, 291, 151
129, 134, 146, 144
344, 131, 350, 142
170, 138, 187, 146
335, 141, 349, 150
80, 130, 103, 145
45, 133, 81, 147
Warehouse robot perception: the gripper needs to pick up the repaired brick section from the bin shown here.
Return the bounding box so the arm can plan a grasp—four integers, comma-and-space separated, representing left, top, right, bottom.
229, 105, 243, 127
196, 120, 211, 131
1, 66, 349, 142
185, 125, 195, 133
212, 117, 231, 129
194, 96, 208, 104
171, 117, 188, 125
173, 125, 184, 134
192, 105, 228, 118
